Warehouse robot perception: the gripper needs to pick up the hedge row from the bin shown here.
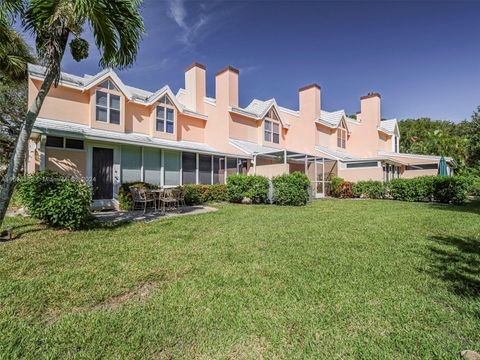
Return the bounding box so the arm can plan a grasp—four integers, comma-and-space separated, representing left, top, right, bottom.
330, 175, 478, 205
119, 172, 310, 207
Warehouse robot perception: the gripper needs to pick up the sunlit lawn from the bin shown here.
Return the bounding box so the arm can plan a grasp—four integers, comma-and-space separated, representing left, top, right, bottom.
0, 199, 479, 359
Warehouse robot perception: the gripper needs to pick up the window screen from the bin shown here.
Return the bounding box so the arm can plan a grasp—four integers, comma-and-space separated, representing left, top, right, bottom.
199, 154, 212, 184
164, 150, 181, 186
121, 146, 142, 182
144, 148, 161, 185
182, 152, 196, 184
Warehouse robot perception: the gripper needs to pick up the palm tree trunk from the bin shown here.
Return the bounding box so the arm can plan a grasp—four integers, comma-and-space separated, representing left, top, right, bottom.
0, 68, 58, 227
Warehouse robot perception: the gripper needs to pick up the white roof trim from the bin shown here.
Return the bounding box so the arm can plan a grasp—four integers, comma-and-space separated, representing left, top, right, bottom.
379, 151, 455, 164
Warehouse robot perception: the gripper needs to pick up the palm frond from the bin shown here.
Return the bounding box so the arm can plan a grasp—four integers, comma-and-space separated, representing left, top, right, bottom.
82, 0, 144, 69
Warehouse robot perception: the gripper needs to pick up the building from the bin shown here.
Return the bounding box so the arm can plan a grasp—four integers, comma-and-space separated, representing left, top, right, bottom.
26, 63, 455, 208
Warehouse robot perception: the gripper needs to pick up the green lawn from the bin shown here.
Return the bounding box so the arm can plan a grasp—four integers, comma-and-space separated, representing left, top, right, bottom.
0, 199, 479, 359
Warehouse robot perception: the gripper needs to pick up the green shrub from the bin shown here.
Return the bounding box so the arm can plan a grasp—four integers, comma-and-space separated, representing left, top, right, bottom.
118, 182, 153, 210
178, 184, 228, 205
386, 177, 435, 202
226, 174, 269, 203
463, 176, 480, 197
202, 184, 228, 203
337, 181, 355, 198
330, 176, 344, 197
181, 184, 207, 205
432, 176, 469, 205
352, 180, 385, 199
17, 170, 92, 230
272, 172, 310, 206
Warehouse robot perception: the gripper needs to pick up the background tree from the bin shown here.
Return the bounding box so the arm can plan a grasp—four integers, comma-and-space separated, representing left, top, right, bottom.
398, 113, 480, 175
0, 0, 144, 228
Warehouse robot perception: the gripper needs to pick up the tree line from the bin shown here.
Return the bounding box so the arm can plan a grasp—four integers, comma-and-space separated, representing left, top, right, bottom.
398, 110, 480, 175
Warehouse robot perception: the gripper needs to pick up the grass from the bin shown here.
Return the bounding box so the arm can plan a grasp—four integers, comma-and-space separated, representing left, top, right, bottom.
0, 199, 479, 359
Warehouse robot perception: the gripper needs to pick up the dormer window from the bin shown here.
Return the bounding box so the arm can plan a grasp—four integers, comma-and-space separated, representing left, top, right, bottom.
96, 80, 120, 124
156, 95, 175, 134
264, 120, 280, 144
337, 121, 347, 149
264, 108, 280, 144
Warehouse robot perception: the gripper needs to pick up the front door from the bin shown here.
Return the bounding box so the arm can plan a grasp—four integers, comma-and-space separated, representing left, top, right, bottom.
92, 147, 114, 200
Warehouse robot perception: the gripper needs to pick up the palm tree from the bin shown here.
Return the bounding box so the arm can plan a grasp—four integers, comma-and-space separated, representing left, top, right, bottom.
0, 0, 144, 227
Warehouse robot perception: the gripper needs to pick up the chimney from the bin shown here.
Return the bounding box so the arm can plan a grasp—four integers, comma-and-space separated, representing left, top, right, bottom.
184, 62, 206, 113
299, 84, 321, 120
215, 66, 239, 108
359, 92, 381, 126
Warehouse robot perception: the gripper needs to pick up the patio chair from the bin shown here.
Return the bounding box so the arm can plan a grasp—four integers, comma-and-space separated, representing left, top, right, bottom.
177, 187, 187, 212
130, 186, 156, 213
159, 188, 180, 214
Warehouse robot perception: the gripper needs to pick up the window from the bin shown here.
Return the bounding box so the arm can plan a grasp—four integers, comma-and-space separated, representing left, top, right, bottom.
46, 136, 63, 148
346, 161, 378, 168
156, 95, 175, 134
182, 152, 196, 184
264, 120, 280, 144
96, 80, 121, 124
337, 122, 347, 149
46, 136, 84, 150
405, 164, 438, 170
65, 139, 84, 150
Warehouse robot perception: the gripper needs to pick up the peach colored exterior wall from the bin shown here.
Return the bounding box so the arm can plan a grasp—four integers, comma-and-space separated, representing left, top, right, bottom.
401, 169, 438, 179
229, 114, 258, 143
250, 163, 289, 178
177, 115, 205, 142
338, 166, 384, 182
45, 148, 86, 178
30, 79, 89, 125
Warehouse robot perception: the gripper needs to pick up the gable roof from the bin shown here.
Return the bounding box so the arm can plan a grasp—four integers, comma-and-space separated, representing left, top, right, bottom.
27, 64, 207, 120
230, 98, 290, 128
378, 118, 399, 136
315, 110, 353, 133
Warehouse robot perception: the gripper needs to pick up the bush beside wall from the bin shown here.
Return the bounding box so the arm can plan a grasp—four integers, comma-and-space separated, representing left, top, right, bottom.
331, 175, 473, 205
180, 184, 227, 205
272, 172, 310, 206
226, 174, 269, 204
352, 181, 385, 199
17, 170, 92, 230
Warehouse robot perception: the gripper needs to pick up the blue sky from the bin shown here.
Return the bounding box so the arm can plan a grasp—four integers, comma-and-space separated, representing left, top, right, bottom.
29, 1, 480, 121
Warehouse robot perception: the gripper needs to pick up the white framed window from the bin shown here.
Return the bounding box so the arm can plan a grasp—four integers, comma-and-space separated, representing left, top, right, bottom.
264, 119, 280, 144
156, 95, 175, 134
95, 80, 121, 124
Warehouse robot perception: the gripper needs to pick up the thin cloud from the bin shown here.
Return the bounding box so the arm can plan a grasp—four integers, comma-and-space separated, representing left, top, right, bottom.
166, 0, 213, 47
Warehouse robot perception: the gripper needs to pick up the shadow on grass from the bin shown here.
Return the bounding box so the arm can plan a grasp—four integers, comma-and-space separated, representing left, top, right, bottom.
428, 199, 480, 216
426, 235, 480, 305
0, 222, 46, 242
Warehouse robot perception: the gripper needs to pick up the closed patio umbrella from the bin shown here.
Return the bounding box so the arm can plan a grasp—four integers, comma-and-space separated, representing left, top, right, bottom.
438, 156, 448, 176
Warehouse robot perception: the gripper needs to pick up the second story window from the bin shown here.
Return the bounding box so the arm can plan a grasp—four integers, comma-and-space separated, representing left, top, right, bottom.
96, 80, 120, 125
337, 121, 347, 149
156, 95, 175, 134
264, 120, 280, 144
